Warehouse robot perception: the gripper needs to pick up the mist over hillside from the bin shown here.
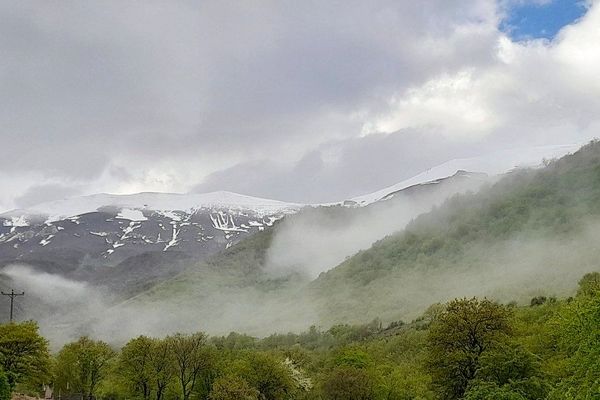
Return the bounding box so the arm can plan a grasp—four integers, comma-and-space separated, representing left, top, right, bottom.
13, 141, 592, 346
2, 2, 600, 397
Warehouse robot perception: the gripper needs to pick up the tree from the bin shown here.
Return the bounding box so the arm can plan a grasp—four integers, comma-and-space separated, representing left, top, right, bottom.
166, 332, 209, 400
0, 321, 51, 390
577, 272, 600, 296
55, 336, 116, 400
209, 375, 258, 400
425, 298, 512, 400
147, 338, 175, 400
549, 290, 600, 398
118, 336, 154, 400
321, 366, 374, 400
463, 382, 526, 400
235, 352, 295, 400
0, 369, 11, 400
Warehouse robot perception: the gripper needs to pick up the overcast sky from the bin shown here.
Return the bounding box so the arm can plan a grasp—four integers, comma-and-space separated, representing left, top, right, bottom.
1, 0, 599, 210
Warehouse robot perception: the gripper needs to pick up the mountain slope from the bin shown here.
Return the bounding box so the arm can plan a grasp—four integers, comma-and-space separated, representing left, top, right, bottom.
0, 192, 300, 289
311, 141, 600, 324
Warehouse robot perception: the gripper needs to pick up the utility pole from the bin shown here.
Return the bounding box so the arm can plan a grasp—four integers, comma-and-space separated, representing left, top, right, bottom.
1, 289, 25, 322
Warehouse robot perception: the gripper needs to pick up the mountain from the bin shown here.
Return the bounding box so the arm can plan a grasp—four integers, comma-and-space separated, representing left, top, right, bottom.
0, 191, 300, 296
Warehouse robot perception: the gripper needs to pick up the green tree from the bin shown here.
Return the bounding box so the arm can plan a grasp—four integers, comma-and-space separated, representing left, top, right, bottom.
148, 338, 175, 400
576, 271, 600, 296
235, 352, 295, 400
0, 369, 11, 400
425, 298, 512, 400
118, 336, 154, 400
549, 291, 600, 398
476, 342, 549, 399
55, 336, 116, 400
463, 382, 526, 400
321, 366, 374, 400
209, 375, 258, 400
0, 321, 51, 389
166, 332, 210, 400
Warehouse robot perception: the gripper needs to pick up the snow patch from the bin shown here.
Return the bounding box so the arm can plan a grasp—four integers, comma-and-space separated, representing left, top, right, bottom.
116, 209, 147, 221
39, 235, 54, 246
3, 216, 29, 228
90, 231, 108, 237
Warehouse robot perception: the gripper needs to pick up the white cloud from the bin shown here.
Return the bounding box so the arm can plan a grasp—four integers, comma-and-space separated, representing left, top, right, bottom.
0, 1, 599, 209
361, 3, 600, 148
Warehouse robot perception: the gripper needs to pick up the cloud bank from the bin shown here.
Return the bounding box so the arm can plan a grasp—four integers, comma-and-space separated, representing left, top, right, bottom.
0, 0, 599, 209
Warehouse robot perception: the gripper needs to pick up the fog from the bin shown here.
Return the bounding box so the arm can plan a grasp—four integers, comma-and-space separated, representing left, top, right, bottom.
2, 171, 600, 348
265, 173, 489, 278
314, 222, 600, 325
0, 264, 109, 348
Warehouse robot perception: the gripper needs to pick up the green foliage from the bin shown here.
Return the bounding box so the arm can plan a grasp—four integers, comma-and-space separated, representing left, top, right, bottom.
165, 332, 214, 400
209, 375, 258, 400
54, 336, 116, 400
232, 352, 296, 400
549, 292, 600, 399
577, 271, 600, 296
0, 369, 11, 400
0, 321, 51, 390
426, 298, 512, 399
463, 381, 527, 400
333, 348, 372, 369
321, 366, 375, 400
117, 335, 175, 400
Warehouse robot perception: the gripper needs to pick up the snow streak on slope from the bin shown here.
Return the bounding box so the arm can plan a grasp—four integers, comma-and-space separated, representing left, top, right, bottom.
350, 144, 580, 205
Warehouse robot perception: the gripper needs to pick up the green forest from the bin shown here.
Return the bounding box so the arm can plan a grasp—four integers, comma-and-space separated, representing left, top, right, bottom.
1, 272, 599, 400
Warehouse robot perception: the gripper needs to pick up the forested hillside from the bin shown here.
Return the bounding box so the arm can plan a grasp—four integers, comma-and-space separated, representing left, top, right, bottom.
312, 141, 600, 323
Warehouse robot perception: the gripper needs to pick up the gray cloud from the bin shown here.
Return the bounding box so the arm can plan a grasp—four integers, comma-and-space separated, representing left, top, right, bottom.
14, 183, 83, 208
192, 130, 488, 203
0, 0, 599, 210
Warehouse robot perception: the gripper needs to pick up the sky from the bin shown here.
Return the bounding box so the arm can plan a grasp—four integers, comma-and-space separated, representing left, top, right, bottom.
0, 0, 598, 211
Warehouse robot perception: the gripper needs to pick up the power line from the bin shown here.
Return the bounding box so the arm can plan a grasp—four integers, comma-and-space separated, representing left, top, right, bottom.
1, 289, 25, 322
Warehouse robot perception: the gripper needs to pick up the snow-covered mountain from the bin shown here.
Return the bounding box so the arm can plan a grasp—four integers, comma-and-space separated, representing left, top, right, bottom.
0, 191, 303, 300
0, 191, 299, 266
